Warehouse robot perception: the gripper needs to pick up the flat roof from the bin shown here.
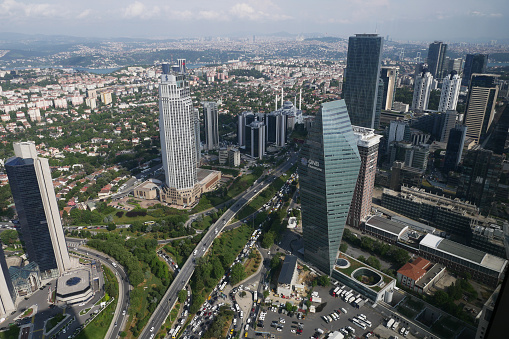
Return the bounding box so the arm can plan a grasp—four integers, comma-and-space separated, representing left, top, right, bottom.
366, 216, 408, 236
391, 216, 435, 233
420, 234, 507, 273
278, 255, 298, 285
56, 269, 91, 295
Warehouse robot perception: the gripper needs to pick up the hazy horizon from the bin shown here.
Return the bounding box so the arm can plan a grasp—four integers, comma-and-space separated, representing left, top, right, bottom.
0, 0, 508, 43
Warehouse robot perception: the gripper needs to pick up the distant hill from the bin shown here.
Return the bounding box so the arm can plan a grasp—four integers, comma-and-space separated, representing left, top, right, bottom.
304, 37, 344, 43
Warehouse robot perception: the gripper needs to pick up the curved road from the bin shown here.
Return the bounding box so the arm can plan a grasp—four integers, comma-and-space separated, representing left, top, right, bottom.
72, 247, 131, 339
139, 154, 298, 339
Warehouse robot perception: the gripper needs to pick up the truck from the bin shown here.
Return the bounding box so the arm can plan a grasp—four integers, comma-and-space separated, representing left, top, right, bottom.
253, 291, 258, 302
392, 321, 399, 331
386, 318, 395, 329
312, 297, 322, 303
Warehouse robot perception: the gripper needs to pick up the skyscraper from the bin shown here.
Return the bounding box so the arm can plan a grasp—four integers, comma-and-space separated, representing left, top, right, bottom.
463, 54, 488, 87
347, 126, 382, 228
5, 142, 72, 278
238, 111, 256, 146
300, 100, 361, 275
464, 74, 499, 144
266, 111, 287, 147
158, 71, 200, 206
427, 41, 447, 79
0, 244, 15, 316
438, 71, 461, 112
458, 146, 503, 214
343, 34, 384, 129
177, 58, 186, 74
193, 108, 201, 166
443, 125, 467, 173
412, 69, 434, 111
245, 120, 266, 159
203, 101, 219, 151
380, 66, 399, 111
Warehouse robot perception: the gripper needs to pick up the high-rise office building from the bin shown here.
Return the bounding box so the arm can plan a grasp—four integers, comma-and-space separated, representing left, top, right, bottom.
458, 146, 504, 214
463, 54, 489, 87
343, 34, 384, 129
193, 108, 201, 166
161, 63, 171, 75
238, 111, 256, 146
446, 57, 463, 75
347, 126, 382, 228
443, 125, 467, 173
266, 111, 287, 147
412, 69, 434, 111
158, 71, 200, 206
438, 71, 461, 112
5, 142, 72, 278
380, 66, 399, 111
439, 110, 458, 143
177, 58, 186, 74
0, 244, 15, 316
245, 120, 266, 159
464, 74, 499, 144
203, 101, 219, 151
427, 41, 448, 79
300, 100, 361, 275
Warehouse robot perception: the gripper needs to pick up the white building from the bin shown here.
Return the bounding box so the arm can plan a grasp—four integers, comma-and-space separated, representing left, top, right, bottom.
203, 101, 219, 150
438, 71, 461, 112
158, 73, 200, 206
412, 70, 433, 112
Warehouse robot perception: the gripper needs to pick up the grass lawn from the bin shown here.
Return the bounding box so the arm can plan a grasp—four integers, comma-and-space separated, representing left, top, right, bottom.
191, 215, 214, 230
112, 213, 155, 224
0, 326, 20, 339
243, 249, 262, 276
75, 302, 115, 339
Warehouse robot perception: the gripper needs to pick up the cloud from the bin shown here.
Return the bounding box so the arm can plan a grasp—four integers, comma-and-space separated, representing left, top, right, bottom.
469, 10, 502, 17
229, 2, 291, 21
123, 1, 159, 19
77, 9, 92, 19
0, 0, 62, 18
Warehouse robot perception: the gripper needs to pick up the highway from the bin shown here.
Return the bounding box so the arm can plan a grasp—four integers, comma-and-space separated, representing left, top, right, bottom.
72, 246, 131, 339
139, 153, 298, 339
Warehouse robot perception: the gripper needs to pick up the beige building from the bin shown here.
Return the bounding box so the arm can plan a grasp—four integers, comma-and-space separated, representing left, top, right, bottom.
100, 91, 112, 105
160, 168, 221, 207
133, 179, 161, 200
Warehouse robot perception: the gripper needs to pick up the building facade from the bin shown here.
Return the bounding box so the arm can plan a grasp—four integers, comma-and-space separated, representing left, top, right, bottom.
5, 142, 73, 278
438, 71, 461, 112
464, 74, 499, 144
203, 101, 219, 150
0, 245, 15, 316
347, 126, 382, 228
245, 120, 266, 159
342, 34, 384, 129
380, 66, 399, 111
427, 41, 448, 79
443, 124, 467, 173
158, 72, 200, 206
412, 70, 434, 111
300, 100, 361, 275
463, 54, 488, 87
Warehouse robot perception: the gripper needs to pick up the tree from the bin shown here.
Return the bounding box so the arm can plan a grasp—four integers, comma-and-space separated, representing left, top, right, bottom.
357, 255, 366, 263
366, 256, 381, 270
178, 290, 187, 303
107, 223, 117, 231
270, 256, 281, 270
316, 275, 330, 287
263, 290, 270, 299
230, 263, 246, 285
339, 243, 348, 252
261, 231, 276, 248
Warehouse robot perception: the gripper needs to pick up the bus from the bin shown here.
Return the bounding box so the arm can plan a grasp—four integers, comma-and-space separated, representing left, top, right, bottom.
352, 319, 367, 330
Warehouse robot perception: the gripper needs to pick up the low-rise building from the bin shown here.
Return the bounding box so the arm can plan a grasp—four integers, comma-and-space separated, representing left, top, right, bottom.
277, 255, 298, 297
8, 262, 42, 298
363, 216, 408, 244
133, 179, 162, 200
397, 257, 445, 294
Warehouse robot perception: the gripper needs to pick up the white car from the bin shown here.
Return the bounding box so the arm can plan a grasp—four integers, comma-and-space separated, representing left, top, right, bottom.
150, 327, 154, 332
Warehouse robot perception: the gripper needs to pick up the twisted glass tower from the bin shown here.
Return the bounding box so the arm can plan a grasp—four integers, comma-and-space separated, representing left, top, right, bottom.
300, 100, 361, 275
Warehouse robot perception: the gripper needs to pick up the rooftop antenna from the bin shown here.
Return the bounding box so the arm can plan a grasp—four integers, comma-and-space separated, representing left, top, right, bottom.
275, 94, 278, 111
375, 23, 378, 34
299, 88, 302, 111
281, 87, 284, 107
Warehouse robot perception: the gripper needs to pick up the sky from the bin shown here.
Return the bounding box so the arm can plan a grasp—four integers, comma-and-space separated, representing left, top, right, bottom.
0, 0, 508, 42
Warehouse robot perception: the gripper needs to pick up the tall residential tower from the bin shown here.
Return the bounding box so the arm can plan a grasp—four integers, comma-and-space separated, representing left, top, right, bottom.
438, 71, 461, 112
5, 142, 72, 278
412, 69, 434, 111
300, 100, 361, 275
342, 34, 384, 129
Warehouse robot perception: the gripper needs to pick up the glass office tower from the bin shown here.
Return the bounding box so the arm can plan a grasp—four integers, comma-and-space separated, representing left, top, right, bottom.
342, 34, 384, 129
300, 100, 361, 275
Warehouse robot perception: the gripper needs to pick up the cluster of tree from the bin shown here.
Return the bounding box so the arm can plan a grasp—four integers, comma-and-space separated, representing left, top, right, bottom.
203, 306, 234, 339
357, 255, 382, 270
394, 86, 413, 105
125, 209, 147, 218
313, 275, 330, 287
64, 229, 93, 238
67, 209, 104, 225
129, 283, 168, 337
343, 229, 411, 266
103, 266, 119, 299
230, 263, 246, 285
88, 233, 172, 287
0, 229, 18, 246
0, 184, 14, 218
164, 234, 204, 266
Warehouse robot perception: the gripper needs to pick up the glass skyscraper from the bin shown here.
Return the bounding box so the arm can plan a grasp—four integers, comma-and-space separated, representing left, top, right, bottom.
5, 142, 72, 278
427, 41, 448, 79
300, 100, 361, 275
342, 34, 383, 129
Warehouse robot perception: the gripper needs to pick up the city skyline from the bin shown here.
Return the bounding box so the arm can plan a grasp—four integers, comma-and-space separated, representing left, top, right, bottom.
0, 0, 508, 42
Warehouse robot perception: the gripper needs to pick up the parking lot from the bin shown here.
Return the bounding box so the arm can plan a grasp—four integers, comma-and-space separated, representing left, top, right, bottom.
245, 285, 386, 339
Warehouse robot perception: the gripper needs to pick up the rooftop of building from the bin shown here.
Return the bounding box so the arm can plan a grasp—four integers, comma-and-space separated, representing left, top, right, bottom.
420, 234, 507, 273
397, 257, 431, 281
415, 262, 446, 289
9, 262, 39, 282
391, 216, 436, 234
278, 255, 298, 285
197, 168, 221, 182
352, 125, 382, 148
56, 269, 91, 295
365, 215, 408, 237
